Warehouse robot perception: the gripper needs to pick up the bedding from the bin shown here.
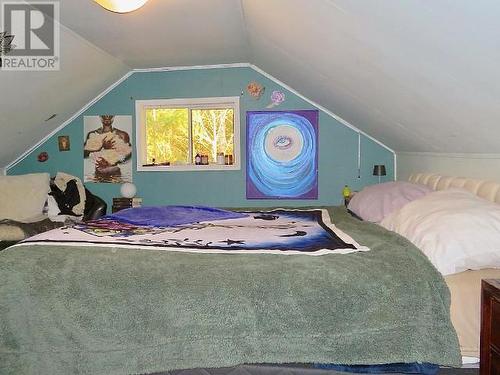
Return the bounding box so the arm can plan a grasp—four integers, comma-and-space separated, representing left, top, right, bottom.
50, 172, 86, 218
0, 207, 461, 374
0, 173, 50, 222
106, 205, 249, 227
347, 181, 431, 223
24, 208, 368, 254
380, 188, 500, 275
0, 218, 63, 242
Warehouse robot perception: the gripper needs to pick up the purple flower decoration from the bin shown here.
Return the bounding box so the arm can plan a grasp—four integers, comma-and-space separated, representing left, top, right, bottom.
267, 90, 286, 108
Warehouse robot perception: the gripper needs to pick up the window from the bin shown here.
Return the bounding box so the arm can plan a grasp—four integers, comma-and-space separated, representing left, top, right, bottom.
136, 97, 240, 171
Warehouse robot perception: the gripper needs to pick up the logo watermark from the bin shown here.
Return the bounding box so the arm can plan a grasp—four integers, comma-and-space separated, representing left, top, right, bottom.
1, 1, 60, 71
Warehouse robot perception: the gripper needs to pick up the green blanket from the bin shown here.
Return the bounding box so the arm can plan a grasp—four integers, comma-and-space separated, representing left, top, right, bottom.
0, 207, 461, 375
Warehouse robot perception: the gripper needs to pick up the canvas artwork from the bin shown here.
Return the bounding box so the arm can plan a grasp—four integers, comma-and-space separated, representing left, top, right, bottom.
84, 115, 133, 183
246, 110, 319, 199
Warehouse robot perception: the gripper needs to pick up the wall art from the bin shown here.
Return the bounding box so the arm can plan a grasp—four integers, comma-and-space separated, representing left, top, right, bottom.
58, 135, 70, 151
247, 81, 265, 99
246, 110, 319, 199
84, 115, 133, 183
37, 152, 48, 162
266, 90, 285, 108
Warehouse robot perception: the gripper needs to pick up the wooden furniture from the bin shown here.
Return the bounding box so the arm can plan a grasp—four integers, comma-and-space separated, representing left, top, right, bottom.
112, 197, 142, 213
480, 279, 500, 375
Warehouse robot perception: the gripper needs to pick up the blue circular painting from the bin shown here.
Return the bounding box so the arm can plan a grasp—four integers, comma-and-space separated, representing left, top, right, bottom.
247, 110, 318, 199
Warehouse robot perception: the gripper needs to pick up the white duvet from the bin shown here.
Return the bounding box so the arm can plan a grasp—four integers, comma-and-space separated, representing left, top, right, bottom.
381, 189, 500, 276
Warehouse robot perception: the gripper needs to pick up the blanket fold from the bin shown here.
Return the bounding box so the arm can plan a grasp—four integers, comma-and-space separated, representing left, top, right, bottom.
105, 205, 248, 227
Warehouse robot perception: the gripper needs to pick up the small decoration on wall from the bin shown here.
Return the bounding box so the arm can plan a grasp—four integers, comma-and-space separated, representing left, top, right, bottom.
37, 152, 49, 162
83, 115, 133, 184
266, 90, 286, 108
58, 135, 70, 151
247, 81, 265, 100
246, 110, 319, 199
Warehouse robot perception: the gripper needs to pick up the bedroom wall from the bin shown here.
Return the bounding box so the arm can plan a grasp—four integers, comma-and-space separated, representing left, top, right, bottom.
397, 152, 500, 182
8, 66, 394, 208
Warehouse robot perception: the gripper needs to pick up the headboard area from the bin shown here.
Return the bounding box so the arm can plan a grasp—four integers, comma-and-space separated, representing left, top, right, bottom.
409, 173, 500, 205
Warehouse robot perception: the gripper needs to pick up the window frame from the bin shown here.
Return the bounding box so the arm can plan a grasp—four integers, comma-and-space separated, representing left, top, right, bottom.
135, 96, 241, 172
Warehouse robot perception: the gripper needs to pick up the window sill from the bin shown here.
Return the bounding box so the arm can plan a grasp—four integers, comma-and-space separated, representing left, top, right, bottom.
137, 163, 241, 172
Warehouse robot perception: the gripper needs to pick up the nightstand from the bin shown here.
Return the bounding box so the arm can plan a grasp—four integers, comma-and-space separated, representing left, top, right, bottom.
480, 279, 500, 375
112, 197, 142, 213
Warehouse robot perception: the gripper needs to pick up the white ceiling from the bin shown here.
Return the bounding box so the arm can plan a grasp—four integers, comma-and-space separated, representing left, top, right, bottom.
2, 0, 500, 168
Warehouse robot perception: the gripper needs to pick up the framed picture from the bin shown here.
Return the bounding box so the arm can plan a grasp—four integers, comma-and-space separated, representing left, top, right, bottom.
83, 115, 133, 183
58, 135, 70, 151
246, 110, 319, 199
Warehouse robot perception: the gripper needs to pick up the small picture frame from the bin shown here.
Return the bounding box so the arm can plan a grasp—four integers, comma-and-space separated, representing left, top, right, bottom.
58, 135, 70, 151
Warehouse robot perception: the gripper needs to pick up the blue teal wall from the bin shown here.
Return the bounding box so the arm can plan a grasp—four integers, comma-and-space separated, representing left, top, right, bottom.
8, 67, 394, 208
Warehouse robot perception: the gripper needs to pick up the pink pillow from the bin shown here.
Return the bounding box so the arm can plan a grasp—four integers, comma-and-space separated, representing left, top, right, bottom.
347, 181, 432, 222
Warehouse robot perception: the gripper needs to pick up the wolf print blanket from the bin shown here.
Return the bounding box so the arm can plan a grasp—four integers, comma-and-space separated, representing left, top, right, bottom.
21, 209, 369, 255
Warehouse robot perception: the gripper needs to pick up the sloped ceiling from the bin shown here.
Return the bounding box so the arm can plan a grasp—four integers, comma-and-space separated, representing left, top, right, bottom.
0, 3, 129, 168
243, 0, 500, 153
2, 0, 500, 168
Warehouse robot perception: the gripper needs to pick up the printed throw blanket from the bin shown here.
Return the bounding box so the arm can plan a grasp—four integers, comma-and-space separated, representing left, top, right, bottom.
22, 209, 369, 255
105, 205, 249, 227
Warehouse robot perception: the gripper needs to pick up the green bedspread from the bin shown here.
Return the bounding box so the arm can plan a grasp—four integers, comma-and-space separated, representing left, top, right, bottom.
0, 207, 461, 375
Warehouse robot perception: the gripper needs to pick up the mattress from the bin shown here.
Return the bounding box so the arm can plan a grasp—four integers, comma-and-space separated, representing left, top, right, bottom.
445, 268, 500, 359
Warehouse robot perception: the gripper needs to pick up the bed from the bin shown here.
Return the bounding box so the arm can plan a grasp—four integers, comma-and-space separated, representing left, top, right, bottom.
406, 173, 500, 362
0, 205, 461, 375
348, 173, 500, 364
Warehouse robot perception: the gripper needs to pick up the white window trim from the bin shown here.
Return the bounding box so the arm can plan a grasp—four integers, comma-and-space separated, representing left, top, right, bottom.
135, 97, 241, 172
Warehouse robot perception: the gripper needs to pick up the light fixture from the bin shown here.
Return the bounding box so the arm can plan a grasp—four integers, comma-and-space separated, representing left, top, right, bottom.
94, 0, 149, 13
373, 164, 386, 184
120, 182, 137, 198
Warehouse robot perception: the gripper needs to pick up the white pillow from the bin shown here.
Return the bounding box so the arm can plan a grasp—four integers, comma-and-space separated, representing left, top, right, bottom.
0, 173, 50, 222
347, 181, 432, 222
381, 189, 500, 275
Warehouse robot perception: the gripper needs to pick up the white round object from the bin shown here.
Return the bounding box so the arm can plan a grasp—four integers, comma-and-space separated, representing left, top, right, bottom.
265, 125, 304, 162
120, 183, 137, 198
94, 0, 149, 13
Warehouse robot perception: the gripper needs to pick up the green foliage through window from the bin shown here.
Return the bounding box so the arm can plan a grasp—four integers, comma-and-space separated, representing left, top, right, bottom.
145, 107, 234, 165
145, 108, 189, 164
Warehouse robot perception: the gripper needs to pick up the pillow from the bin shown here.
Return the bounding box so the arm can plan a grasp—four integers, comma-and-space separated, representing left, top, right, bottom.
50, 172, 86, 217
347, 181, 432, 222
381, 189, 500, 275
0, 173, 50, 222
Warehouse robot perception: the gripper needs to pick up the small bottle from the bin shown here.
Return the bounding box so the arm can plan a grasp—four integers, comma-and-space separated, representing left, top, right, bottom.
343, 185, 351, 198
343, 185, 351, 207
217, 152, 225, 165
195, 153, 201, 165
201, 154, 208, 165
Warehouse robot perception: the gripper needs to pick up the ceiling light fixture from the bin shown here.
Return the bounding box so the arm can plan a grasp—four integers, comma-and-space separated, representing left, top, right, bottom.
94, 0, 149, 14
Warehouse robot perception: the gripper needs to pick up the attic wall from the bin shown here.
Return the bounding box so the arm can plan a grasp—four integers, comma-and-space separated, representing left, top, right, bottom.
397, 152, 500, 183
8, 67, 394, 207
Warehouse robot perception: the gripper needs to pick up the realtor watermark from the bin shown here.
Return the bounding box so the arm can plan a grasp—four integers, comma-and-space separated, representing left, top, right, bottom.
1, 1, 60, 71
